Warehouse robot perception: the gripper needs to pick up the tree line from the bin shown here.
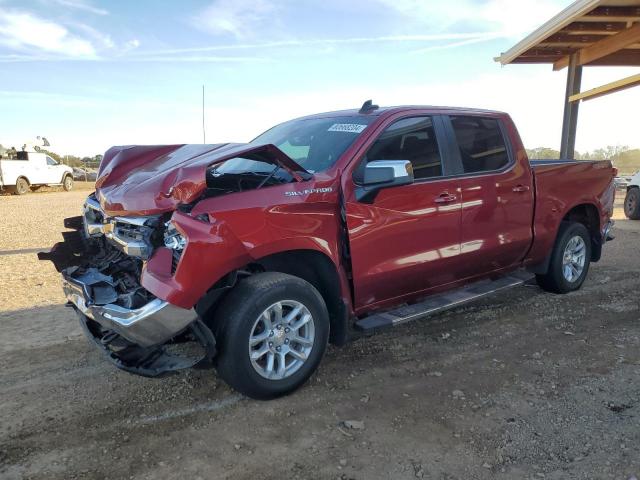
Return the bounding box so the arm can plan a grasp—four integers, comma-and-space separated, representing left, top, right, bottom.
39, 150, 103, 169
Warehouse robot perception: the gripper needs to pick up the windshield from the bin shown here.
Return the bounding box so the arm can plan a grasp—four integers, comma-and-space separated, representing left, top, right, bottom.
250, 116, 375, 173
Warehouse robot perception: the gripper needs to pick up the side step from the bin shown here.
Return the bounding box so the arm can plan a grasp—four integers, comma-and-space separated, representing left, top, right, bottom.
354, 271, 534, 331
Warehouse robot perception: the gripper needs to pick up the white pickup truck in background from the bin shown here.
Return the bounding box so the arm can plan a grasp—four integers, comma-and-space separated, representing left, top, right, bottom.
0, 150, 74, 195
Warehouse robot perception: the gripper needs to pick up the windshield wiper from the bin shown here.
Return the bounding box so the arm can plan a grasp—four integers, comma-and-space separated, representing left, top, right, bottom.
257, 165, 283, 188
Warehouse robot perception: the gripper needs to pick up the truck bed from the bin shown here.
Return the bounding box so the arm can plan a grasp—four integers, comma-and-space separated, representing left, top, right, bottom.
526, 158, 616, 268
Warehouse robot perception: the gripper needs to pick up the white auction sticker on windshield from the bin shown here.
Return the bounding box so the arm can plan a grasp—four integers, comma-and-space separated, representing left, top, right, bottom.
328, 123, 367, 133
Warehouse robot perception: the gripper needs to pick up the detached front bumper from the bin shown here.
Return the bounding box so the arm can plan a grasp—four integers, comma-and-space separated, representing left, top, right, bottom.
39, 199, 218, 377
60, 262, 216, 378
62, 271, 197, 347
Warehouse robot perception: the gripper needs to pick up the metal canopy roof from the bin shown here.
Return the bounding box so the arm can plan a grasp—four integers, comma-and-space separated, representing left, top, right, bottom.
496, 0, 640, 69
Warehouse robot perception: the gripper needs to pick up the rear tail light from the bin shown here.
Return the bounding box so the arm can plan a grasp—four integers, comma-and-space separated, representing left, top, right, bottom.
612, 167, 619, 177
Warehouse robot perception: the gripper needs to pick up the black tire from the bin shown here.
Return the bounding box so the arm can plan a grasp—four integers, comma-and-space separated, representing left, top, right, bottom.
63, 175, 74, 192
624, 187, 640, 220
214, 272, 330, 400
14, 177, 29, 195
536, 222, 592, 294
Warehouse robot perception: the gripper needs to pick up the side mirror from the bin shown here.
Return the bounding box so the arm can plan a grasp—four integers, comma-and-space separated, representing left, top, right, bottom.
356, 160, 414, 203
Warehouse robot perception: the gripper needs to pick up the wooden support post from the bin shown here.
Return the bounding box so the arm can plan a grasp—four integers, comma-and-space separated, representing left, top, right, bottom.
560, 54, 582, 159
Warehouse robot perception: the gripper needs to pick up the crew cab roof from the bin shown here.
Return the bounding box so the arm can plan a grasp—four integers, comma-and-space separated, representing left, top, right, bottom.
292, 105, 508, 121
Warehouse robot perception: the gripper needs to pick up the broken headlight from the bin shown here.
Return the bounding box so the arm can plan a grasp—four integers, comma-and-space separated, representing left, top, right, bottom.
163, 221, 186, 251
164, 221, 185, 274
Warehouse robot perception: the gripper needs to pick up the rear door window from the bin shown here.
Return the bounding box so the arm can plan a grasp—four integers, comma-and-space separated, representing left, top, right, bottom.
450, 116, 510, 174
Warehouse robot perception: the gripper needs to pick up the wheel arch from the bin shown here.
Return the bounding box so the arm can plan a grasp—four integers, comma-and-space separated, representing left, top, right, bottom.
197, 249, 351, 346
528, 202, 602, 275
248, 249, 349, 346
562, 203, 602, 261
16, 175, 30, 185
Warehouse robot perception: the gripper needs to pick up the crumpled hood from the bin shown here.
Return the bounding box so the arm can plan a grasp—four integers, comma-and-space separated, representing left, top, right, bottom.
95, 143, 307, 217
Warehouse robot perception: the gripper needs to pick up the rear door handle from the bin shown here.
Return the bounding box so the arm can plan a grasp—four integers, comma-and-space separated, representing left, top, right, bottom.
512, 185, 530, 193
434, 193, 457, 204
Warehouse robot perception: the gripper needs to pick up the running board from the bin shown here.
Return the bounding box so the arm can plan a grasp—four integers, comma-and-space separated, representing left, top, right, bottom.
354, 271, 534, 331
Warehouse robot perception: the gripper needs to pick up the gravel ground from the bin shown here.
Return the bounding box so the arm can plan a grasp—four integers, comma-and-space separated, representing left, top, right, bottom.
1, 190, 639, 480
0, 188, 93, 312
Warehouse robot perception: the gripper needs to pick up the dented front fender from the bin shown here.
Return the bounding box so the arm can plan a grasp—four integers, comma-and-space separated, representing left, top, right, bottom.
141, 211, 253, 309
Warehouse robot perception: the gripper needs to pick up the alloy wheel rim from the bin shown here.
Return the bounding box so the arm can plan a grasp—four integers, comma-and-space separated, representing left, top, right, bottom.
562, 235, 586, 283
627, 195, 637, 213
248, 300, 315, 380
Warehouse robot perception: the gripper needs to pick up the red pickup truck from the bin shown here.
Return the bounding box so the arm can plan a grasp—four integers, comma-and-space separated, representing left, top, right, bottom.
41, 102, 616, 399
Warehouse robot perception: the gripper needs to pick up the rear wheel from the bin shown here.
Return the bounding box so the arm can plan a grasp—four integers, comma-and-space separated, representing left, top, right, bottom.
14, 177, 29, 195
214, 272, 329, 400
536, 222, 591, 294
624, 187, 640, 220
63, 175, 74, 192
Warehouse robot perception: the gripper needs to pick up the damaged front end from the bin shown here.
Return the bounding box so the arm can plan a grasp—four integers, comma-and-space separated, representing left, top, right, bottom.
39, 195, 216, 377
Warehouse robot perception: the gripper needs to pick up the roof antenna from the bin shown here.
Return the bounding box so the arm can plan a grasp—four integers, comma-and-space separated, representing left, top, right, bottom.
359, 99, 379, 114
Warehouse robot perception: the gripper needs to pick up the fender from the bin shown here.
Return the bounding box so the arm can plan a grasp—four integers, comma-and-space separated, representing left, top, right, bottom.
142, 209, 354, 313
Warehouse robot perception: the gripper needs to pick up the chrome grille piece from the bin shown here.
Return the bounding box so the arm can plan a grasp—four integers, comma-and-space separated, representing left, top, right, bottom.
82, 196, 159, 259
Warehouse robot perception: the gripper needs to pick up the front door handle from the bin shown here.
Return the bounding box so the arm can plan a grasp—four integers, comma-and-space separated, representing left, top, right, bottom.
512, 185, 530, 193
434, 193, 457, 204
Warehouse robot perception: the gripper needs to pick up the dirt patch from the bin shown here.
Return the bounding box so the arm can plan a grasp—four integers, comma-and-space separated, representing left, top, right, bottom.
0, 190, 89, 312
1, 191, 640, 479
0, 189, 90, 251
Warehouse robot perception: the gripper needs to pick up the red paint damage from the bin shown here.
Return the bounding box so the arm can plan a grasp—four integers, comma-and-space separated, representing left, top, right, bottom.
96, 143, 307, 216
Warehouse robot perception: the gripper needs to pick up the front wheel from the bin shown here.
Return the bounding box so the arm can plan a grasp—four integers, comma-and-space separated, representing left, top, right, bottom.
624, 187, 640, 220
214, 272, 329, 400
536, 222, 591, 294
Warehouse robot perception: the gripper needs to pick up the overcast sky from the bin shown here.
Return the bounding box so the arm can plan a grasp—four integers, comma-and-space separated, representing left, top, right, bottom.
0, 0, 638, 156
